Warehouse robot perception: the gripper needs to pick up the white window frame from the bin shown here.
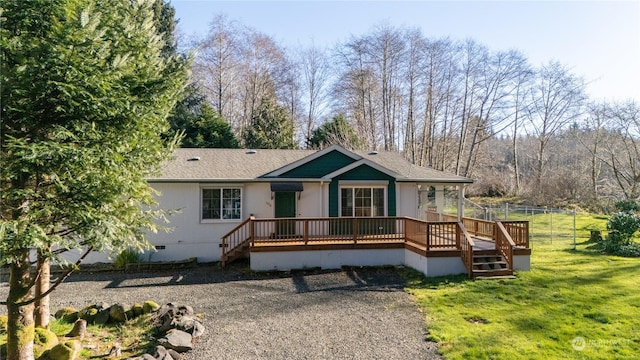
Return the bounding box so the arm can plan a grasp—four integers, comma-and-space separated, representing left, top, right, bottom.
200, 186, 243, 223
339, 184, 387, 217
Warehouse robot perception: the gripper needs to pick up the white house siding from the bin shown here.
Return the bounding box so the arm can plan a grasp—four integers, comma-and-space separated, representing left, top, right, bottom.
396, 182, 419, 218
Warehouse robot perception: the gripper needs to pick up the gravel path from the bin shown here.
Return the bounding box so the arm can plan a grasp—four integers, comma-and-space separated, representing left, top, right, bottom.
1, 262, 441, 359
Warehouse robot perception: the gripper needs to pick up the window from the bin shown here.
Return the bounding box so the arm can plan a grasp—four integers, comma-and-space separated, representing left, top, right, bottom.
340, 187, 385, 217
202, 188, 242, 221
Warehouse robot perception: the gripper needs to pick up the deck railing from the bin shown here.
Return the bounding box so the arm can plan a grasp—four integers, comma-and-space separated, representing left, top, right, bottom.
461, 217, 494, 239
501, 221, 529, 248
251, 217, 407, 244
425, 221, 460, 251
458, 221, 476, 278
494, 222, 515, 270
220, 215, 254, 266
221, 214, 530, 269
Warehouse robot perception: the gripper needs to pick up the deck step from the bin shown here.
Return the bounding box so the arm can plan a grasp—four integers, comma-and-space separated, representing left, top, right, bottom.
471, 252, 513, 278
475, 274, 516, 280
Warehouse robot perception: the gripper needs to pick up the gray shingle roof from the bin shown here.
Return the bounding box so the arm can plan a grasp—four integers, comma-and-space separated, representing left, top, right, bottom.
149, 147, 472, 183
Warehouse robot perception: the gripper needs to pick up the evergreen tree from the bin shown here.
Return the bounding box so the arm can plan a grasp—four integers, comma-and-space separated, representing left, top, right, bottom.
0, 1, 187, 358
308, 114, 364, 149
243, 98, 298, 149
181, 103, 240, 148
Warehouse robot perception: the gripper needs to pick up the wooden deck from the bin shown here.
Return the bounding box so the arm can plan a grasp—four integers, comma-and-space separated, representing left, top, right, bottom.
220, 215, 531, 278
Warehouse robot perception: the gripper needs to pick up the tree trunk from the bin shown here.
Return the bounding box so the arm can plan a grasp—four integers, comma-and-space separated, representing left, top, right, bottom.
35, 252, 50, 329
6, 250, 36, 360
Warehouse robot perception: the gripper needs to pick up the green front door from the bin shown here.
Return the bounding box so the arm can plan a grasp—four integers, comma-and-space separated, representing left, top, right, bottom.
274, 192, 296, 236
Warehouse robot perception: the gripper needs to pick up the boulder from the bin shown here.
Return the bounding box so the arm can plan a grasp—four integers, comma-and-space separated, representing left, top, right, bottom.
78, 307, 98, 323
177, 305, 194, 317
131, 303, 144, 317
152, 345, 172, 360
49, 340, 82, 360
109, 303, 128, 323
34, 327, 59, 358
65, 319, 87, 340
94, 309, 111, 325
54, 307, 78, 323
174, 316, 205, 339
138, 354, 158, 360
143, 300, 160, 314
158, 329, 193, 353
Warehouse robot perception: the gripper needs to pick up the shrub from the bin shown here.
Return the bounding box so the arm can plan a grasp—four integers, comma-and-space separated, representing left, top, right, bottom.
114, 248, 141, 268
597, 208, 640, 257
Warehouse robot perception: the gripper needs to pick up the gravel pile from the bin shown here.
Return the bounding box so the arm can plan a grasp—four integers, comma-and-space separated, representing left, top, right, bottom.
0, 262, 441, 359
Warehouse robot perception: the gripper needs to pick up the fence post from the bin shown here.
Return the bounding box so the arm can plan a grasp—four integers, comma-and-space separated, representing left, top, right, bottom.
550, 209, 553, 245
573, 208, 577, 250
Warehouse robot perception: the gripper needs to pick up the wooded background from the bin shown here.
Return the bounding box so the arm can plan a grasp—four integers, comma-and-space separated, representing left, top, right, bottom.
171, 14, 639, 209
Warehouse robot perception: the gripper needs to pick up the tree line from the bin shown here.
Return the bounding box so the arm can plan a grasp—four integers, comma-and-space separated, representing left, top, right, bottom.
177, 14, 639, 207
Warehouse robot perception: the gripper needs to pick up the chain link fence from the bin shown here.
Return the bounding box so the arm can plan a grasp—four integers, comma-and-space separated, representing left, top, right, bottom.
456, 199, 605, 249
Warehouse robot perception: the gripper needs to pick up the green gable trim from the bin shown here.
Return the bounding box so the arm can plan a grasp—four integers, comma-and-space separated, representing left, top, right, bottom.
279, 150, 355, 178
328, 164, 397, 217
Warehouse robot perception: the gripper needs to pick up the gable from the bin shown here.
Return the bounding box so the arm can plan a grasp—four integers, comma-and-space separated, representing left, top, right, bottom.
277, 149, 357, 178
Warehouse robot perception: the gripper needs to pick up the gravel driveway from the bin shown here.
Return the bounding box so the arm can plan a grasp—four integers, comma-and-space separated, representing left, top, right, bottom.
1, 262, 441, 359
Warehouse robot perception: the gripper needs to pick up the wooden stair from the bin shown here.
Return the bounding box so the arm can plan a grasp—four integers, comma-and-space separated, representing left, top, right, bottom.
472, 251, 513, 279
220, 239, 251, 267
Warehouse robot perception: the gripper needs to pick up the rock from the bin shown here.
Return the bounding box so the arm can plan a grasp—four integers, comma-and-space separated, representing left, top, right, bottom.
54, 307, 78, 323
177, 305, 194, 316
94, 309, 110, 325
152, 345, 174, 360
131, 303, 144, 317
139, 354, 157, 360
143, 300, 160, 314
78, 307, 98, 323
49, 340, 82, 360
108, 342, 122, 357
109, 303, 128, 323
34, 327, 59, 358
167, 348, 183, 360
65, 319, 87, 340
174, 316, 205, 338
158, 329, 193, 353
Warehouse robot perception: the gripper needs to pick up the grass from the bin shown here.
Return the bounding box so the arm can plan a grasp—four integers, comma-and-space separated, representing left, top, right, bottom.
1, 314, 156, 359
404, 212, 640, 359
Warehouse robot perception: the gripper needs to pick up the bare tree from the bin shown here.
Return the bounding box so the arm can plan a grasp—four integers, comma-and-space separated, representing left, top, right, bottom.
524, 61, 587, 192
599, 101, 640, 199
299, 44, 331, 146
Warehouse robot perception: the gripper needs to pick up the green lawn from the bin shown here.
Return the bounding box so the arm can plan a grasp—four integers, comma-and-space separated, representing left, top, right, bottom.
405, 213, 640, 359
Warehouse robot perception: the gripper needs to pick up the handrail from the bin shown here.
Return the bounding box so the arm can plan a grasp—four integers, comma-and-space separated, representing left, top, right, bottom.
457, 221, 476, 278
220, 215, 254, 266
494, 221, 515, 271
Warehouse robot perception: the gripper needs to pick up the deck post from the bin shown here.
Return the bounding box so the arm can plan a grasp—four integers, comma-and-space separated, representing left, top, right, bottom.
249, 214, 255, 247
455, 223, 461, 250
303, 219, 309, 245
425, 223, 430, 252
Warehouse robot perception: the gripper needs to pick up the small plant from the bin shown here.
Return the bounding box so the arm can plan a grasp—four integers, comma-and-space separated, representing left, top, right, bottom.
114, 248, 142, 268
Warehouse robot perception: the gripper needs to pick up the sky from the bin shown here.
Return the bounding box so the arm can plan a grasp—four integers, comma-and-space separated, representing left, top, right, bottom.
172, 0, 640, 103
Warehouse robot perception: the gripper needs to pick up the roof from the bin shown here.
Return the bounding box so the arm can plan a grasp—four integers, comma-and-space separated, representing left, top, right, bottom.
149, 146, 472, 184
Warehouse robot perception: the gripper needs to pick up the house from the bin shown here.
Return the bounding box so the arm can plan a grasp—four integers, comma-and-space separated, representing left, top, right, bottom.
143, 145, 531, 278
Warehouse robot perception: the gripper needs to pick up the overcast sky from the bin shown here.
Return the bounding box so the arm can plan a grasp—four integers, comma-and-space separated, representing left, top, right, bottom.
172, 0, 640, 103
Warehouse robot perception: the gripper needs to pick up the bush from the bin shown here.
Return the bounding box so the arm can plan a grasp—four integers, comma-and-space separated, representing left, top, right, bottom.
597, 207, 640, 257
114, 248, 141, 268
